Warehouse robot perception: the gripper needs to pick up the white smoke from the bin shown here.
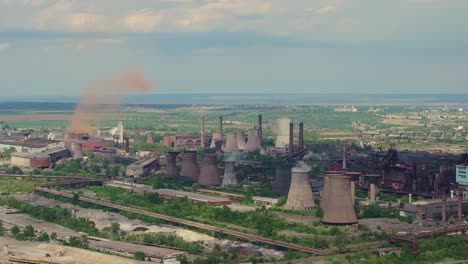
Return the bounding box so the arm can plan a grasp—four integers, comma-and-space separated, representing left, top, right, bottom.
292, 160, 312, 173
303, 151, 325, 161
224, 151, 244, 162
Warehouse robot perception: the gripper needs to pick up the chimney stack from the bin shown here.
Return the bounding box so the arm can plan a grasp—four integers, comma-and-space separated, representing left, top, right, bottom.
342, 145, 347, 170
258, 114, 263, 142
180, 151, 199, 180
124, 137, 130, 153
221, 161, 237, 187
200, 116, 205, 148
369, 183, 376, 204
298, 122, 304, 151
442, 197, 447, 221
284, 170, 315, 210
146, 132, 154, 144
165, 151, 179, 178
219, 115, 223, 138
224, 133, 239, 153
198, 153, 220, 186
289, 122, 294, 154
322, 173, 358, 225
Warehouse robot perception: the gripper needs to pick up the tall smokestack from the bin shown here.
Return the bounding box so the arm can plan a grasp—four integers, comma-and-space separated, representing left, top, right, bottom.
166, 151, 179, 178
200, 116, 205, 148
298, 122, 304, 151
369, 183, 376, 204
180, 151, 199, 180
258, 114, 263, 142
221, 161, 237, 187
322, 173, 358, 225
342, 145, 347, 170
219, 115, 223, 138
198, 153, 220, 186
289, 122, 294, 154
442, 198, 447, 221
284, 170, 315, 210
124, 137, 130, 153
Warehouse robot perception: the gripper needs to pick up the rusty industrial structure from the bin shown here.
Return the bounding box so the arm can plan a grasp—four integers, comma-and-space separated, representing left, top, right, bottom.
179, 151, 199, 180
198, 153, 220, 186
289, 122, 294, 154
284, 170, 315, 210
200, 115, 205, 148
221, 161, 238, 187
298, 122, 304, 151
163, 133, 202, 150
258, 114, 263, 142
322, 172, 358, 225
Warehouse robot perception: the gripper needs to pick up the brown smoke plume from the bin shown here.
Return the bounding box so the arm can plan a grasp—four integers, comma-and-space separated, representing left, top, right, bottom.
69, 69, 152, 134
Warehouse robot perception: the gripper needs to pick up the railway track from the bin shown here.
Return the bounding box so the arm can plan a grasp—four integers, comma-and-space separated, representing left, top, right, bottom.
34, 186, 328, 255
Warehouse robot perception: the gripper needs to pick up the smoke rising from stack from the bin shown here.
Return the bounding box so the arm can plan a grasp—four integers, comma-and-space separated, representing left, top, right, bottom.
69, 69, 152, 134
224, 151, 244, 162
292, 160, 312, 173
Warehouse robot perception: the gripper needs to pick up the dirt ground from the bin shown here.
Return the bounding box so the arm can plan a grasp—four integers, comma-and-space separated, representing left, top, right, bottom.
273, 211, 320, 224
0, 237, 146, 264
226, 204, 258, 212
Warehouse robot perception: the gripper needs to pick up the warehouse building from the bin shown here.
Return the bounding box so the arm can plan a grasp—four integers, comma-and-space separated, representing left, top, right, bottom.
10, 152, 50, 168
0, 136, 64, 153
401, 198, 468, 220
126, 157, 159, 177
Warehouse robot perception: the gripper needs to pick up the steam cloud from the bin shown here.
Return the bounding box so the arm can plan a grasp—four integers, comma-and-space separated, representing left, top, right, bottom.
292, 160, 312, 173
224, 151, 244, 162
69, 69, 152, 134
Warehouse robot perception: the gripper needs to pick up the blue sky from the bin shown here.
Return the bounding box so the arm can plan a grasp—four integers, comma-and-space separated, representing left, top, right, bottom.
0, 0, 467, 96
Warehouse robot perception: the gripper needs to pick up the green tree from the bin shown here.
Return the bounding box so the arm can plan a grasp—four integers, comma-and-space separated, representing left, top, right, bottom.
23, 224, 35, 238
133, 251, 146, 261
0, 220, 4, 235
11, 225, 20, 236
50, 232, 57, 240
38, 232, 50, 242
110, 222, 120, 239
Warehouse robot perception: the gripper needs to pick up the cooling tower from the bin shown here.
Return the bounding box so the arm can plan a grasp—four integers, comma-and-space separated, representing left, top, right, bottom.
210, 132, 222, 148
165, 151, 179, 178
245, 129, 261, 152
298, 122, 304, 151
198, 153, 220, 186
272, 166, 292, 195
284, 170, 315, 210
133, 131, 140, 141
221, 161, 237, 187
235, 132, 247, 150
70, 142, 83, 159
276, 117, 292, 148
179, 151, 199, 180
321, 173, 331, 210
224, 133, 239, 153
322, 173, 358, 225
146, 132, 154, 144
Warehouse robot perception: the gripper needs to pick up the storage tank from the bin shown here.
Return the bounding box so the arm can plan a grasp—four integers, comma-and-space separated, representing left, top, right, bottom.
284, 170, 315, 210
198, 153, 220, 186
221, 161, 237, 187
179, 151, 199, 180
322, 173, 358, 225
276, 117, 292, 148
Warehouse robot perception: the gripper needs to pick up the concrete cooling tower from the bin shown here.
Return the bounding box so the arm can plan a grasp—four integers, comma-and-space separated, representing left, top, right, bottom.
320, 173, 330, 210
165, 151, 179, 178
179, 151, 199, 180
276, 117, 292, 148
272, 166, 292, 195
221, 161, 237, 187
284, 170, 315, 210
235, 132, 247, 150
322, 173, 358, 225
224, 133, 239, 153
70, 142, 83, 159
245, 129, 261, 152
210, 132, 222, 148
198, 153, 220, 186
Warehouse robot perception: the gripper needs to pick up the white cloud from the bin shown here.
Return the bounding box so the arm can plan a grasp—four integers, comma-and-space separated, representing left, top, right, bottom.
0, 42, 10, 51
123, 9, 164, 32
66, 12, 106, 31
0, 0, 46, 7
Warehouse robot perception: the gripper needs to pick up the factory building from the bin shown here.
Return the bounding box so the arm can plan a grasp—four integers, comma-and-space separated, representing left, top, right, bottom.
401, 198, 468, 220
456, 165, 468, 186
10, 152, 50, 168
125, 157, 159, 177
163, 133, 202, 149
41, 147, 70, 162
0, 136, 64, 153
